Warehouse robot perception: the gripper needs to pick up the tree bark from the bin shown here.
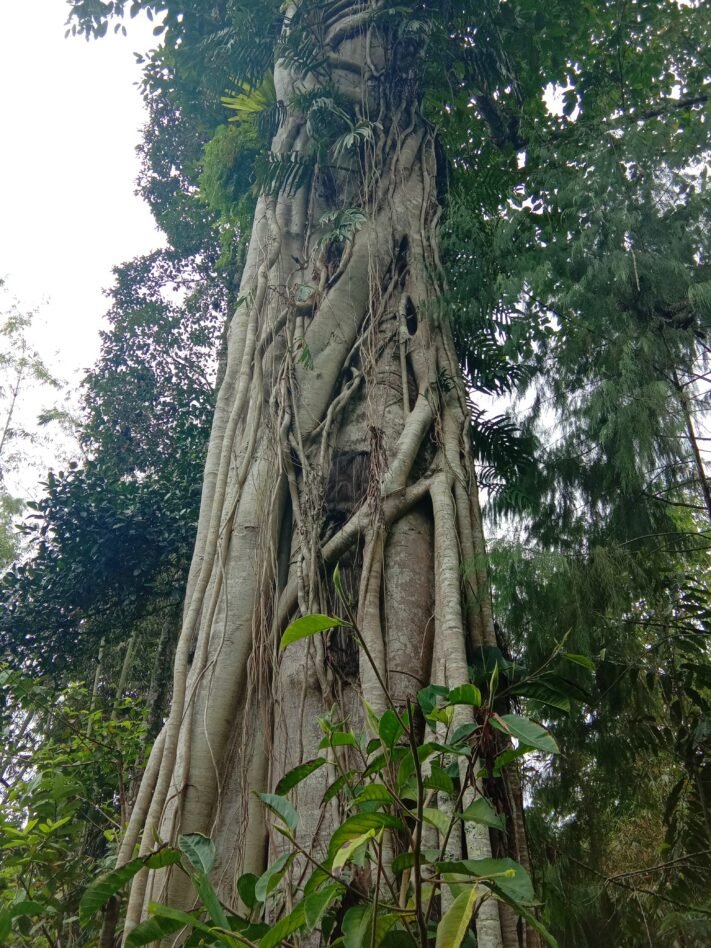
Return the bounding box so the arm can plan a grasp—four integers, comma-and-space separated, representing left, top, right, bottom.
120, 5, 527, 945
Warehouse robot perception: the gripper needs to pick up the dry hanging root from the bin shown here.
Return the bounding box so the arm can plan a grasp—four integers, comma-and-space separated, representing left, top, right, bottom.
111, 10, 539, 948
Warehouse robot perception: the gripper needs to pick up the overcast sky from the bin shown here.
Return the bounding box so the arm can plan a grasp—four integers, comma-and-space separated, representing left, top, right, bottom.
0, 1, 162, 493
0, 0, 160, 379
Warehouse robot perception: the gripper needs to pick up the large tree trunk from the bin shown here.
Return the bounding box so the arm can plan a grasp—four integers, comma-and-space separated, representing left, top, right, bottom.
120, 5, 528, 946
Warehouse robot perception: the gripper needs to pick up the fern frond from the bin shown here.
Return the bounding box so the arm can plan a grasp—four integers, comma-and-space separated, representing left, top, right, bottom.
253, 152, 314, 198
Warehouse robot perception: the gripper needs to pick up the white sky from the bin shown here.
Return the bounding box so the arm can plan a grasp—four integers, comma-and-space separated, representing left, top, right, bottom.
0, 0, 161, 381
0, 1, 162, 494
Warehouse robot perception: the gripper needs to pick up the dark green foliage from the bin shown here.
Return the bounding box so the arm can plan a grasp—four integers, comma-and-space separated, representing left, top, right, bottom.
0, 247, 224, 676
0, 669, 148, 946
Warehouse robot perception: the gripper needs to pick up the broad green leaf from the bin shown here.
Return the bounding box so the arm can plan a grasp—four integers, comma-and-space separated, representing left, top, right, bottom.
148, 902, 217, 939
256, 792, 298, 832
179, 833, 216, 874
125, 914, 187, 947
275, 757, 327, 795
435, 885, 478, 948
329, 813, 402, 859
424, 763, 454, 795
418, 684, 449, 715
423, 806, 452, 836
8, 900, 45, 918
258, 904, 306, 948
379, 709, 404, 747
435, 858, 535, 904
342, 904, 372, 948
333, 828, 377, 869
564, 652, 595, 671
304, 865, 331, 897
515, 681, 571, 713
392, 850, 434, 875
392, 851, 417, 875
372, 912, 401, 944
492, 744, 531, 778
280, 614, 346, 651
427, 706, 455, 727
255, 852, 292, 902
490, 715, 559, 754
237, 872, 259, 909
448, 684, 482, 707
79, 848, 181, 925
364, 746, 408, 778
320, 731, 358, 749
382, 930, 418, 948
304, 884, 344, 931
451, 723, 478, 744
353, 784, 395, 807
461, 797, 506, 831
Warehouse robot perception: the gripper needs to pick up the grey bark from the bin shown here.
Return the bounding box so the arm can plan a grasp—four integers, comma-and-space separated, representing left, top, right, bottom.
119, 6, 531, 946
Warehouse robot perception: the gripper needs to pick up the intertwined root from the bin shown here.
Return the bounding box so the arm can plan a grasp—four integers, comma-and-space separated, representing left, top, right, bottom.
118, 11, 517, 948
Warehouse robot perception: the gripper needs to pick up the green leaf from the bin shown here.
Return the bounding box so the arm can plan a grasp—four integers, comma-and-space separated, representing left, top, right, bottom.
392, 851, 417, 875
435, 885, 478, 948
148, 902, 217, 938
451, 723, 478, 744
515, 681, 571, 713
255, 852, 292, 902
423, 806, 452, 836
418, 684, 449, 715
353, 784, 395, 807
436, 858, 535, 904
275, 757, 327, 795
492, 744, 531, 778
342, 904, 372, 948
125, 914, 188, 947
424, 763, 454, 795
280, 614, 347, 651
79, 848, 182, 925
7, 901, 45, 918
448, 684, 482, 707
237, 872, 259, 909
304, 884, 344, 932
256, 792, 298, 832
564, 652, 596, 671
304, 865, 331, 897
490, 715, 559, 754
329, 813, 402, 860
259, 904, 306, 948
196, 872, 229, 930
320, 731, 358, 749
364, 746, 408, 778
379, 709, 404, 748
333, 828, 377, 869
461, 797, 506, 831
179, 833, 216, 875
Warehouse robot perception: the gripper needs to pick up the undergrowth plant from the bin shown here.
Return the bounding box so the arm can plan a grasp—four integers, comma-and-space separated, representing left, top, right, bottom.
0, 668, 147, 946
79, 601, 583, 947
